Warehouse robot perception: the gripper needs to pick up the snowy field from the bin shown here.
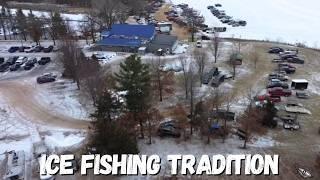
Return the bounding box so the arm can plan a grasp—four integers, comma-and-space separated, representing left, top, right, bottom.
170, 0, 320, 47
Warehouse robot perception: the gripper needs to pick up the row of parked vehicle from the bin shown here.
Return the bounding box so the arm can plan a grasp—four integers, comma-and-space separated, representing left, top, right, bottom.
0, 56, 51, 72
8, 45, 54, 53
165, 3, 207, 29
207, 5, 247, 27
269, 47, 305, 64
254, 47, 311, 131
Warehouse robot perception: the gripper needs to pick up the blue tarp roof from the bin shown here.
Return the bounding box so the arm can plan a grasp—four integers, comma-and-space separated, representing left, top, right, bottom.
102, 24, 155, 39
97, 38, 142, 47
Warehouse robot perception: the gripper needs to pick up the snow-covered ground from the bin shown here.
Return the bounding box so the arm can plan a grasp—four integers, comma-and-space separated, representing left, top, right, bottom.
170, 0, 320, 47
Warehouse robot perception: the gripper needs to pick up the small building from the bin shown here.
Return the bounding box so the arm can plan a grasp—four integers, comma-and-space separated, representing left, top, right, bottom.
148, 34, 178, 54
157, 22, 173, 34
291, 79, 308, 90
97, 24, 156, 52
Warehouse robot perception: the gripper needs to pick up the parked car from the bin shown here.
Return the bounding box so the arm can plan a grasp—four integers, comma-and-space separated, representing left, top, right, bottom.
296, 91, 309, 99
34, 46, 44, 52
238, 20, 247, 26
279, 50, 298, 56
9, 64, 21, 71
278, 64, 296, 74
0, 63, 9, 72
24, 46, 34, 53
279, 66, 296, 74
25, 58, 37, 66
38, 57, 51, 65
283, 119, 300, 131
8, 46, 19, 53
43, 45, 54, 53
268, 73, 289, 81
0, 57, 4, 64
24, 64, 34, 70
268, 87, 292, 97
15, 56, 27, 65
280, 54, 297, 60
267, 82, 289, 89
287, 57, 305, 64
36, 73, 56, 84
6, 57, 18, 65
158, 121, 181, 138
272, 59, 285, 63
268, 47, 284, 54
18, 46, 27, 52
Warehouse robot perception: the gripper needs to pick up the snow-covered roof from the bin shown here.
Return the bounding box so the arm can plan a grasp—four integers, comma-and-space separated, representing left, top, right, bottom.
292, 79, 308, 83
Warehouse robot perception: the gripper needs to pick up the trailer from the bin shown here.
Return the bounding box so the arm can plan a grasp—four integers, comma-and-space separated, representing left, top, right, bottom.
291, 79, 308, 90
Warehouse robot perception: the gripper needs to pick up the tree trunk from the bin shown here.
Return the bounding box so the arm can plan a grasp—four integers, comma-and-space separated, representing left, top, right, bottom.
158, 72, 163, 102
243, 137, 247, 149
147, 118, 152, 144
139, 118, 144, 139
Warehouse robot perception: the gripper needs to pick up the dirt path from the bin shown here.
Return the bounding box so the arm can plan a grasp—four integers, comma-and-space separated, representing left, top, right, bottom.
0, 80, 90, 130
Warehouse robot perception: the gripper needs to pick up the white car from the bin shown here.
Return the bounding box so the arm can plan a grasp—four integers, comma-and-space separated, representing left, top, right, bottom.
15, 56, 27, 65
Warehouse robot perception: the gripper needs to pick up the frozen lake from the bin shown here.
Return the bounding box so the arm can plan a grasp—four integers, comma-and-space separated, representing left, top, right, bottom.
170, 0, 320, 47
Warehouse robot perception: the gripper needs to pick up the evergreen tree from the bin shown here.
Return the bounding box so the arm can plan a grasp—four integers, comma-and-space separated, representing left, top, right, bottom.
89, 90, 138, 155
262, 101, 277, 128
16, 9, 27, 41
51, 12, 67, 38
91, 90, 121, 123
115, 54, 151, 138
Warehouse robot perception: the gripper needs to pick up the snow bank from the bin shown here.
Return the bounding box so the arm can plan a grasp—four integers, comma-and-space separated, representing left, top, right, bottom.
44, 131, 85, 149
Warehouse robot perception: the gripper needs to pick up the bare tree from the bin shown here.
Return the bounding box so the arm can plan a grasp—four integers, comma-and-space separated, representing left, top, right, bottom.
179, 55, 189, 99
91, 0, 128, 29
251, 48, 260, 69
222, 92, 236, 143
187, 62, 198, 135
59, 36, 83, 89
172, 104, 189, 140
193, 48, 208, 86
209, 32, 221, 63
194, 100, 211, 144
239, 107, 266, 149
0, 7, 7, 40
146, 108, 162, 144
182, 7, 205, 42
150, 57, 166, 102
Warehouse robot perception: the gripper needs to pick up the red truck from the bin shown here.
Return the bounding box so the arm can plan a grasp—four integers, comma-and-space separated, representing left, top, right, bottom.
268, 87, 292, 97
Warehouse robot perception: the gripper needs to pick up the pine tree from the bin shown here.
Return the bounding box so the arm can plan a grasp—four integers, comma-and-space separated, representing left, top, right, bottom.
115, 54, 151, 138
91, 90, 121, 123
89, 91, 138, 155
51, 12, 67, 38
